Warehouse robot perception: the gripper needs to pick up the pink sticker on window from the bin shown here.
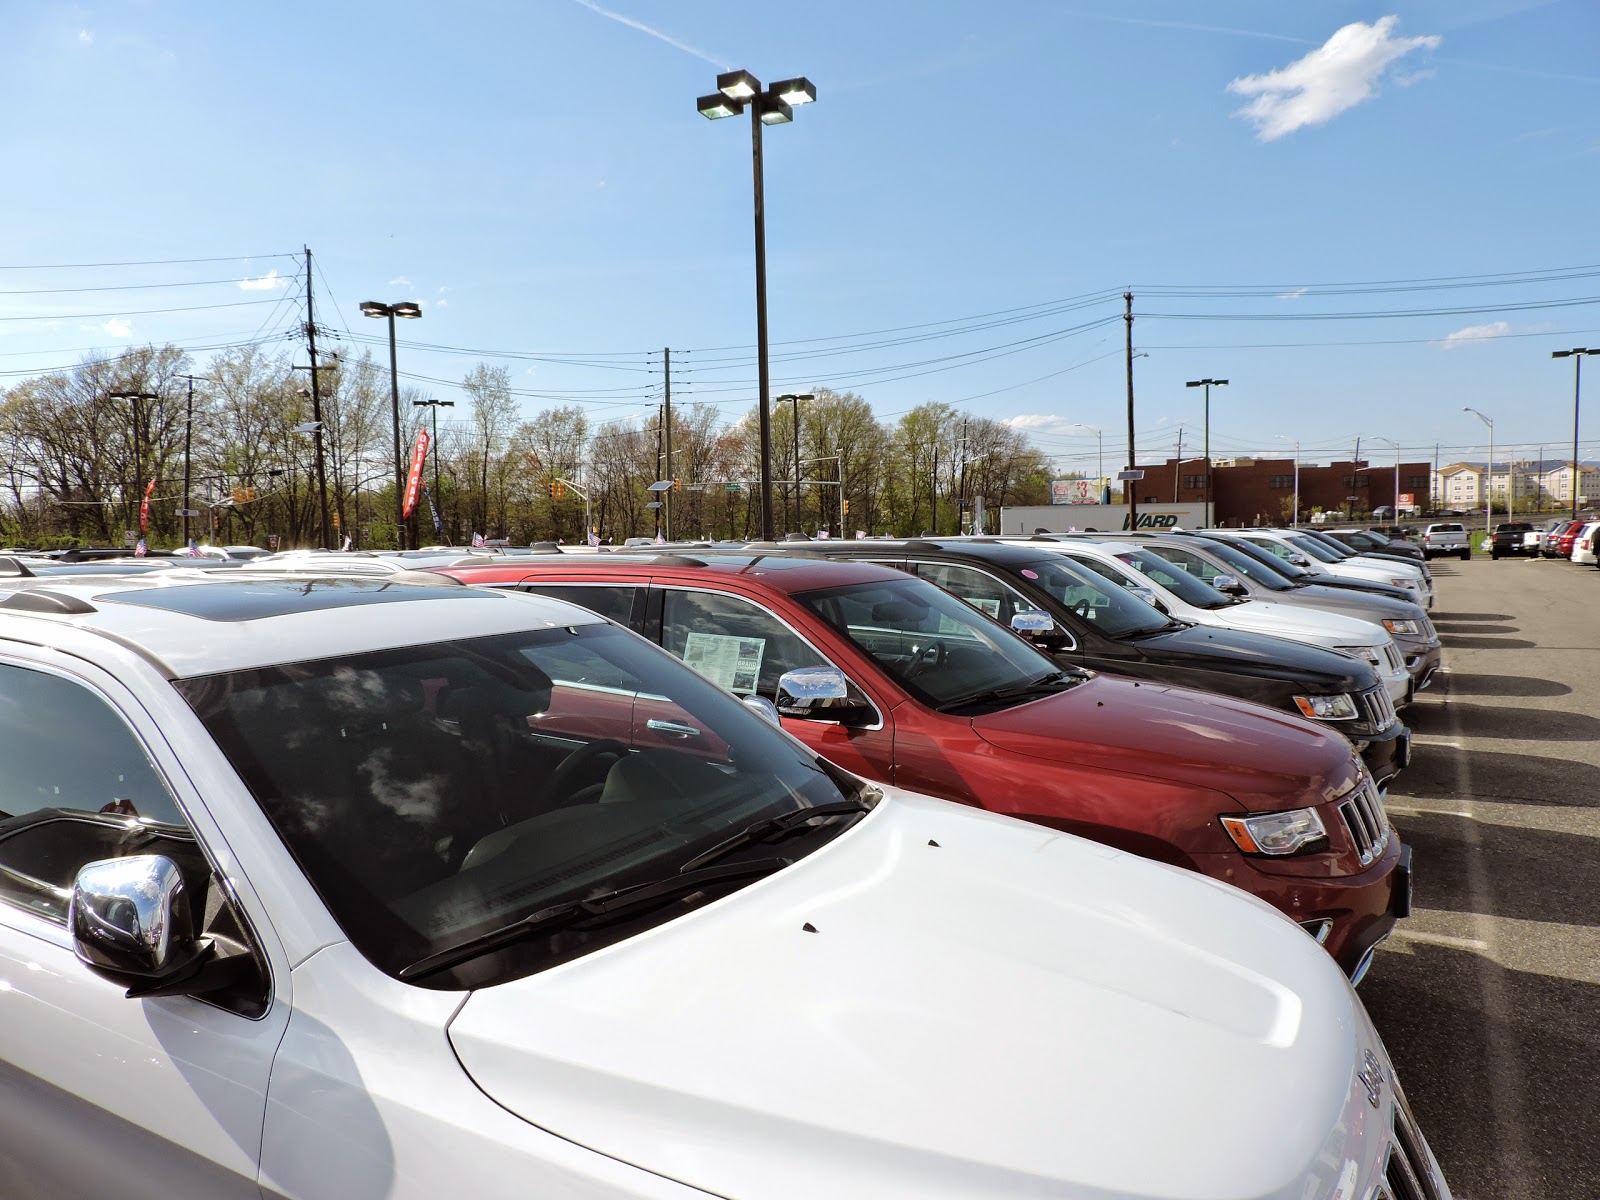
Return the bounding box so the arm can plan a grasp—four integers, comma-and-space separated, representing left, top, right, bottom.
1021, 569, 1039, 579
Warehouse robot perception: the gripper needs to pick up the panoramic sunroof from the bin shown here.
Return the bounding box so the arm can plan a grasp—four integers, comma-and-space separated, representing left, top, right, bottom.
100, 578, 492, 622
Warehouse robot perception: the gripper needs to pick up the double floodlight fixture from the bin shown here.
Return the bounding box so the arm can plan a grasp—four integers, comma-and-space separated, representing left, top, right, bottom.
1552, 348, 1597, 360
292, 421, 323, 435
360, 300, 422, 320
1185, 378, 1229, 389
698, 71, 816, 125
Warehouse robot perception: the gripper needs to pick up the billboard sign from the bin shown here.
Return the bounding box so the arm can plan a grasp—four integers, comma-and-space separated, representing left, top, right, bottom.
1050, 479, 1100, 505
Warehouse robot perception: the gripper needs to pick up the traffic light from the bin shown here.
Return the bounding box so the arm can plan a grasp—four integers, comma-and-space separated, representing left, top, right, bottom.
555, 481, 567, 499
231, 487, 246, 504
843, 499, 850, 515
331, 510, 341, 528
673, 479, 681, 492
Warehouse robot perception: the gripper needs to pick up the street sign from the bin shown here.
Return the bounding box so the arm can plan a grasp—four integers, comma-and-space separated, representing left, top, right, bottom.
124, 530, 138, 546
647, 481, 674, 492
1117, 470, 1145, 481
176, 508, 201, 517
725, 483, 743, 492
646, 501, 663, 509
267, 534, 280, 550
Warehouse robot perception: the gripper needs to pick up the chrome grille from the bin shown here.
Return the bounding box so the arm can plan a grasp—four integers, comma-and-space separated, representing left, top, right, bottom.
1419, 615, 1436, 639
1383, 641, 1406, 673
1358, 684, 1398, 732
1340, 777, 1391, 867
1376, 1085, 1449, 1200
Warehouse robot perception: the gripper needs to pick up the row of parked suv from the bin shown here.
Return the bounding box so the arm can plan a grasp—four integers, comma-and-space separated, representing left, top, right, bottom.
0, 539, 1451, 1198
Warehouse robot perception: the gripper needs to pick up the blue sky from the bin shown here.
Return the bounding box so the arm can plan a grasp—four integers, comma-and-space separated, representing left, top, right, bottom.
3, 0, 1598, 477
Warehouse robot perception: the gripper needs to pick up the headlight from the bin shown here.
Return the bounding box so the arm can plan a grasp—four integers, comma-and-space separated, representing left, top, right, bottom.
1294, 692, 1359, 720
1391, 578, 1414, 588
1384, 619, 1419, 635
1221, 808, 1329, 855
1336, 644, 1383, 667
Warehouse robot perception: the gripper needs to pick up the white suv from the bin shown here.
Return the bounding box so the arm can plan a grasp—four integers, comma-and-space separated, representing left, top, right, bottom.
0, 569, 1449, 1200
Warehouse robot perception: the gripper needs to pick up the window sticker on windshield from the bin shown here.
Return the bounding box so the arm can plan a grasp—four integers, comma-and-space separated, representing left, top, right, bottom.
683, 632, 766, 695
967, 597, 1001, 618
1020, 569, 1039, 579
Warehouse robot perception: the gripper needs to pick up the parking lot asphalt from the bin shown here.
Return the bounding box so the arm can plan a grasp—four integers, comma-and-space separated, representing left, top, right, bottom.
1359, 552, 1600, 1199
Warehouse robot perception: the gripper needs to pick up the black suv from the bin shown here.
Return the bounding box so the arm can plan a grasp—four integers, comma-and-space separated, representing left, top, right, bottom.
731, 538, 1409, 784
1490, 521, 1536, 560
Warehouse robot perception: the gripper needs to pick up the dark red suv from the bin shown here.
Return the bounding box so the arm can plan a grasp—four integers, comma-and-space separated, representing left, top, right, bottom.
436, 553, 1409, 981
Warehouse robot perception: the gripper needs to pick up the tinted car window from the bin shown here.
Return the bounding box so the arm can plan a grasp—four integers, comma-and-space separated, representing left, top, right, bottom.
796, 576, 1060, 710
519, 582, 638, 625
1107, 550, 1233, 609
0, 663, 193, 923
1009, 557, 1169, 636
909, 561, 1036, 624
1184, 539, 1295, 590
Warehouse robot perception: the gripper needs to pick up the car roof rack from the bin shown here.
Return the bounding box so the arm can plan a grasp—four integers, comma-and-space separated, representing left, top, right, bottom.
0, 556, 38, 578
0, 589, 96, 615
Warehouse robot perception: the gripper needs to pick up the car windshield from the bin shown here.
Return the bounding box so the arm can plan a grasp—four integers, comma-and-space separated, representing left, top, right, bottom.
1288, 534, 1344, 563
795, 576, 1062, 709
176, 622, 867, 988
1008, 555, 1171, 637
1361, 530, 1393, 545
1183, 538, 1295, 590
1108, 549, 1236, 610
1207, 535, 1311, 582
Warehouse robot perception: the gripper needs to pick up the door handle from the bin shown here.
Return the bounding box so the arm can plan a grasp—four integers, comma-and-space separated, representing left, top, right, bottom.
647, 719, 701, 738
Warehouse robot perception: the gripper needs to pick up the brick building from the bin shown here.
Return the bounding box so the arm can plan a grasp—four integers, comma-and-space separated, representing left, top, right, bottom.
1130, 457, 1434, 526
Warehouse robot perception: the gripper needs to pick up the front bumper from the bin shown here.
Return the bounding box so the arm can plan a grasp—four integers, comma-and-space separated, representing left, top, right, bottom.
1395, 638, 1444, 701
1352, 721, 1410, 789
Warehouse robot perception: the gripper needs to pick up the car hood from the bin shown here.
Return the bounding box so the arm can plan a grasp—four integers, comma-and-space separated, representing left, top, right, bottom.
1195, 597, 1385, 649
1116, 622, 1373, 691
448, 791, 1385, 1200
968, 673, 1354, 811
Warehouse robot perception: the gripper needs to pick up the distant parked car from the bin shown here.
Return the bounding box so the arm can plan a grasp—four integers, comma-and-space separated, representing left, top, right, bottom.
1553, 520, 1588, 559
1421, 523, 1470, 560
1490, 521, 1536, 560
1571, 520, 1600, 566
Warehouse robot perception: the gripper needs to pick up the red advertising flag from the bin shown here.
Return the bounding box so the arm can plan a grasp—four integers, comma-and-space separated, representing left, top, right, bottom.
401, 429, 430, 518
139, 478, 156, 531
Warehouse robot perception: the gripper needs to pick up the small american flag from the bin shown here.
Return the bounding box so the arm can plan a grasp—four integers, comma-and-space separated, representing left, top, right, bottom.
186, 538, 204, 557
341, 536, 352, 552
471, 531, 486, 548
586, 530, 600, 547
133, 538, 147, 558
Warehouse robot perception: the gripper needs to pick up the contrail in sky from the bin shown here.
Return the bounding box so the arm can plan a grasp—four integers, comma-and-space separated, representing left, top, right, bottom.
570, 0, 728, 68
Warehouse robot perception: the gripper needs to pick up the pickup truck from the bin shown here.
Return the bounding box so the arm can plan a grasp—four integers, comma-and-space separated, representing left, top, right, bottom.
1490, 521, 1536, 560
1421, 522, 1471, 560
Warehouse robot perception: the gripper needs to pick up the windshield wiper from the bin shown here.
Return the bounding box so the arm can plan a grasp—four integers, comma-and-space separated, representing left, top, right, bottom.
677, 797, 874, 874
937, 670, 1082, 713
398, 856, 792, 982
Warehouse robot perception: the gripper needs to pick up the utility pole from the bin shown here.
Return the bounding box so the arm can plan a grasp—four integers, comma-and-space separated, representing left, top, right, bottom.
655, 403, 665, 538
1124, 291, 1137, 529
959, 416, 970, 533
302, 248, 332, 550
1433, 443, 1440, 514
1173, 427, 1183, 503
179, 375, 195, 544
837, 444, 845, 537
662, 347, 673, 541
930, 441, 939, 535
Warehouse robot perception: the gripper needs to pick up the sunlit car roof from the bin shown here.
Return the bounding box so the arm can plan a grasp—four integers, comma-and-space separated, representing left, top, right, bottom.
0, 571, 606, 679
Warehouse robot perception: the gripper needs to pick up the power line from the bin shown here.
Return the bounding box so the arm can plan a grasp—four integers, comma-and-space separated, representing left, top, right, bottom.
0, 252, 300, 270
0, 297, 289, 323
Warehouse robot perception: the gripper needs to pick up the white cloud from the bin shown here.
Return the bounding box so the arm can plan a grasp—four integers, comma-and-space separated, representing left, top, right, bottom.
1227, 17, 1440, 142
103, 318, 132, 338
435, 285, 449, 309
389, 276, 413, 288
78, 29, 93, 44
1278, 287, 1308, 299
1438, 321, 1512, 349
238, 269, 286, 291
1005, 414, 1094, 438
570, 0, 727, 68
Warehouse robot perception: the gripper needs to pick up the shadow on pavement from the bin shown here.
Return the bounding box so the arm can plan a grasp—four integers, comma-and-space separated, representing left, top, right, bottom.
1391, 812, 1600, 927
1438, 635, 1538, 650
1363, 940, 1600, 1200
1432, 623, 1520, 635
1430, 611, 1515, 622
1441, 673, 1572, 698
1435, 703, 1600, 741
1396, 747, 1600, 807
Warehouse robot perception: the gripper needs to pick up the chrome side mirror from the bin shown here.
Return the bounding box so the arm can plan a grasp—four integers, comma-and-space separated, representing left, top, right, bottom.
775, 666, 874, 726
1127, 585, 1160, 608
1010, 610, 1053, 633
741, 694, 782, 728
1211, 572, 1247, 595
70, 855, 208, 983
1289, 554, 1310, 567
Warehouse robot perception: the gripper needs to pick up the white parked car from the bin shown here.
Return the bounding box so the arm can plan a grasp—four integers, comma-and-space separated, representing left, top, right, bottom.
0, 571, 1449, 1199
1571, 520, 1600, 565
1231, 529, 1432, 609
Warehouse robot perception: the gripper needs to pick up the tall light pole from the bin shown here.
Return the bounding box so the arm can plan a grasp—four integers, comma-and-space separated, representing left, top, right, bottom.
1464, 406, 1494, 535
1553, 348, 1596, 522
1370, 436, 1401, 520
698, 70, 817, 542
776, 392, 812, 532
360, 300, 422, 547
108, 389, 158, 540
1185, 378, 1228, 526
414, 398, 455, 539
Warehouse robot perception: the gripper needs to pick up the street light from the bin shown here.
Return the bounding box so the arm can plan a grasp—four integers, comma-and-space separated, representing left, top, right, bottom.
1553, 348, 1597, 521
776, 392, 813, 532
1185, 378, 1228, 525
360, 299, 423, 547
414, 399, 455, 537
698, 69, 816, 542
108, 389, 158, 539
1463, 406, 1494, 535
